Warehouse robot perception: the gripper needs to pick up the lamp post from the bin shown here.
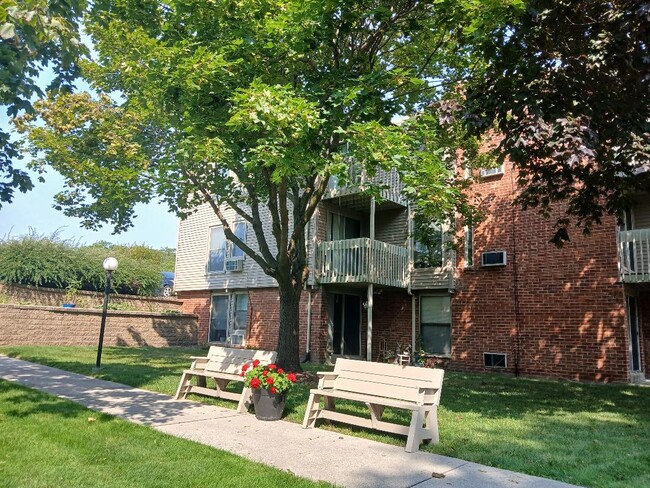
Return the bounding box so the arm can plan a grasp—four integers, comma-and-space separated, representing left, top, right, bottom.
95, 257, 118, 370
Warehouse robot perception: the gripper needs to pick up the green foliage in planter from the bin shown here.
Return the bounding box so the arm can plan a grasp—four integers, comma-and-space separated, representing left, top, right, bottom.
0, 231, 175, 296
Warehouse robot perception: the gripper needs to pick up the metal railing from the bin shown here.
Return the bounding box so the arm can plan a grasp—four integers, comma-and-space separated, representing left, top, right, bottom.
618, 229, 650, 282
316, 238, 408, 288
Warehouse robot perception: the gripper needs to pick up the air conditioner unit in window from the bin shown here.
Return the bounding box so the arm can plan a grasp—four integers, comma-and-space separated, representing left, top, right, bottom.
481, 250, 507, 267
225, 258, 244, 272
229, 330, 246, 346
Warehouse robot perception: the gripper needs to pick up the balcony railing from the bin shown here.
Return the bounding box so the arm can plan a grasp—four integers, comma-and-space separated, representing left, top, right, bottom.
618, 229, 650, 282
327, 166, 406, 206
316, 238, 408, 288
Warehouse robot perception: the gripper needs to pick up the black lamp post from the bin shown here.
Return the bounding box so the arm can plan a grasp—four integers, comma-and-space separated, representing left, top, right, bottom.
95, 257, 118, 370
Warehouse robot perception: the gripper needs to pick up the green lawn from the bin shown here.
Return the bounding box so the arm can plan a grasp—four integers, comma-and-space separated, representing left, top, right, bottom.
2, 345, 650, 488
0, 380, 331, 488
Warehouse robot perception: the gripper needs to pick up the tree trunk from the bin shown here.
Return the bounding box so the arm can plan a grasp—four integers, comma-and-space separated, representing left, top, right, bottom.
275, 280, 303, 372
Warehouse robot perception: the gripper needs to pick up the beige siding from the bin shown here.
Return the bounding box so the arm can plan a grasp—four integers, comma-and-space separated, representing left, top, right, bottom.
410, 267, 454, 290
175, 203, 277, 292
634, 194, 650, 229
375, 208, 408, 247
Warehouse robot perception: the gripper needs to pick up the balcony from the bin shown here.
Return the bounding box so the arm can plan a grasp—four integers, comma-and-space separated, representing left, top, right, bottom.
316, 238, 408, 288
618, 229, 650, 283
325, 166, 407, 210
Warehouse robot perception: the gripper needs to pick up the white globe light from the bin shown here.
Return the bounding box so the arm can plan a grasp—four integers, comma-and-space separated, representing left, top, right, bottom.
103, 257, 118, 271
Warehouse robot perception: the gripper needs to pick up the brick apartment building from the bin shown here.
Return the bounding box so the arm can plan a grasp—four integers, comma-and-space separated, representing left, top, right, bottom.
175, 163, 648, 383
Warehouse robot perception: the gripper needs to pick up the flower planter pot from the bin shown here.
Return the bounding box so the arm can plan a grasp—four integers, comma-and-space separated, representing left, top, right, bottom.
251, 388, 286, 421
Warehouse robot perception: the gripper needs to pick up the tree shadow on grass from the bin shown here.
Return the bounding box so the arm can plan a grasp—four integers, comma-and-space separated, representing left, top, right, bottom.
0, 380, 115, 423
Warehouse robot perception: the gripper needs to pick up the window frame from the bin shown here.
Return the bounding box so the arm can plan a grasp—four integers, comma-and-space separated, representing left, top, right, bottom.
209, 292, 249, 346
464, 225, 474, 268
419, 294, 452, 357
207, 222, 247, 274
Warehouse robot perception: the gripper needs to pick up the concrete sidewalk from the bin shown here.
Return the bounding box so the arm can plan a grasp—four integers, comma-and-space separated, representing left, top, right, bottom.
0, 355, 581, 488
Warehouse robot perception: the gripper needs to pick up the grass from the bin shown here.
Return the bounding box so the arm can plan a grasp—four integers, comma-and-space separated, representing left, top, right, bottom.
2, 345, 650, 488
0, 380, 331, 488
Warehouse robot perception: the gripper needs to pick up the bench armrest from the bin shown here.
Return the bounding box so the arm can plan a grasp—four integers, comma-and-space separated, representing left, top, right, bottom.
190, 357, 209, 369
316, 372, 338, 389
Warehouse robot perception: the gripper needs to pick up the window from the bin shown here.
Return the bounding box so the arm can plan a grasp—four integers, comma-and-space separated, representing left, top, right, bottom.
208, 226, 227, 273
483, 353, 507, 368
420, 296, 451, 356
209, 292, 249, 345
414, 221, 443, 268
231, 221, 246, 259
208, 222, 247, 272
464, 225, 474, 268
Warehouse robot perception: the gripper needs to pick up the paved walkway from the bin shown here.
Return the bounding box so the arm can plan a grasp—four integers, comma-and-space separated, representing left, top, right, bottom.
0, 355, 581, 488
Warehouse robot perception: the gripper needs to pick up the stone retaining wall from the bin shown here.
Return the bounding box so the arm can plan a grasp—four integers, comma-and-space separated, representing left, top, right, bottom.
0, 304, 198, 347
0, 284, 183, 313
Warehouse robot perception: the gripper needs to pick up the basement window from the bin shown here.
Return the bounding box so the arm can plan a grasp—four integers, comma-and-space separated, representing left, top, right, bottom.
483, 352, 507, 368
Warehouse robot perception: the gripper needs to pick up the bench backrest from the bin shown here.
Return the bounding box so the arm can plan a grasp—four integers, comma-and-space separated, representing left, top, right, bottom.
204, 346, 277, 375
332, 358, 444, 405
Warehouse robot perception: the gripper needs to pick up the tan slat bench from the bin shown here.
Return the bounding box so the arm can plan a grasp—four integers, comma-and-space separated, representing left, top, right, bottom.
174, 346, 276, 413
302, 358, 444, 452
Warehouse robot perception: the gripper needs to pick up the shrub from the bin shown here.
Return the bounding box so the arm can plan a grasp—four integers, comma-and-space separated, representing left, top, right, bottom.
0, 231, 174, 296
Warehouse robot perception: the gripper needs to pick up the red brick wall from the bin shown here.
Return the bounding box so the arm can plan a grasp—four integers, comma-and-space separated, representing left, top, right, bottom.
177, 291, 211, 345
371, 289, 413, 361
178, 288, 329, 360
452, 164, 629, 382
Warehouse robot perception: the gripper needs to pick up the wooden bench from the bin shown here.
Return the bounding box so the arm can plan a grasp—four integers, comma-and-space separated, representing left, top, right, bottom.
174, 346, 276, 413
302, 358, 444, 452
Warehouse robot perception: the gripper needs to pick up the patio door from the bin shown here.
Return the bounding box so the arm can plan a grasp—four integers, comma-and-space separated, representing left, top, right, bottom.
209, 293, 248, 345
627, 296, 641, 372
329, 293, 361, 357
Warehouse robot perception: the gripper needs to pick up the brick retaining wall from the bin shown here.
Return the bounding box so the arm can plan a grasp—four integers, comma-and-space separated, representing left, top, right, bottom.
0, 304, 198, 347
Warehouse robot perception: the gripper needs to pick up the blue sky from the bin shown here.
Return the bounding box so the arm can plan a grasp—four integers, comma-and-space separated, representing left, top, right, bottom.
0, 50, 179, 249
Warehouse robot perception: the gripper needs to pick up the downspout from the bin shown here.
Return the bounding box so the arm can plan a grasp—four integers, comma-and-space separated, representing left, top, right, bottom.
509, 167, 522, 377
367, 197, 376, 361
408, 203, 416, 352
302, 289, 312, 363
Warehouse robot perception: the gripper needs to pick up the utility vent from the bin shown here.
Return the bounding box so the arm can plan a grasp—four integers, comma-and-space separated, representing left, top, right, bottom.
481, 251, 507, 267
225, 258, 244, 272
229, 330, 246, 346
480, 165, 505, 177
484, 353, 507, 368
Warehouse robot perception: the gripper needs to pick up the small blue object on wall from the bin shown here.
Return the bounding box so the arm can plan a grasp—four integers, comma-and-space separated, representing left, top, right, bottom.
62, 303, 76, 308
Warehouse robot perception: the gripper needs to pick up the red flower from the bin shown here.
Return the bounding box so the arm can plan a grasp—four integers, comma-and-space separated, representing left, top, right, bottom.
252, 359, 260, 367
268, 364, 277, 370
277, 368, 284, 374
262, 370, 269, 376
287, 373, 297, 383
240, 372, 245, 377
266, 377, 274, 385
241, 363, 249, 372
271, 387, 277, 394
250, 377, 261, 389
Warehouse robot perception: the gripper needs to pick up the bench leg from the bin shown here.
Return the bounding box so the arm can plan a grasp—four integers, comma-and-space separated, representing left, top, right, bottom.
405, 408, 426, 453
368, 403, 385, 429
324, 396, 335, 411
424, 406, 439, 444
174, 372, 192, 400
237, 387, 252, 413
302, 393, 321, 428
214, 378, 230, 398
